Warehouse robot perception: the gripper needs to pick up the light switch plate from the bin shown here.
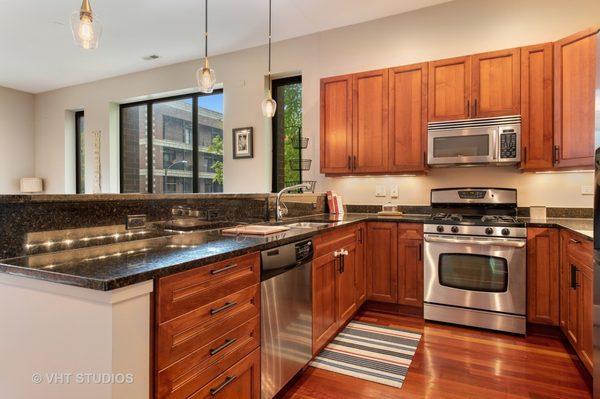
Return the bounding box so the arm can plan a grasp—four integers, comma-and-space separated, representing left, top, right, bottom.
375, 185, 386, 197
581, 185, 594, 195
390, 185, 399, 198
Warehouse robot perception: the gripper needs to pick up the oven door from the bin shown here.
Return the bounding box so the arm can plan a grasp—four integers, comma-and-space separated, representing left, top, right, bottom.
423, 234, 526, 315
427, 127, 496, 165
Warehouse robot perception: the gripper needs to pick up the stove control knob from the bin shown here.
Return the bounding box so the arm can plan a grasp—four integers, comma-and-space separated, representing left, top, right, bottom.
501, 228, 510, 236
485, 227, 494, 235
436, 225, 445, 233
451, 226, 459, 233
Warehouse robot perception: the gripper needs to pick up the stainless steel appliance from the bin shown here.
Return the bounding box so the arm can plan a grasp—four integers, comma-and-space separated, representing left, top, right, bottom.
260, 240, 313, 399
427, 115, 521, 166
423, 188, 527, 334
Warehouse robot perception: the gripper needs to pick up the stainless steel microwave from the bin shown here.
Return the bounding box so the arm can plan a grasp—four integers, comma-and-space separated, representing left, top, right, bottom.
427, 115, 521, 166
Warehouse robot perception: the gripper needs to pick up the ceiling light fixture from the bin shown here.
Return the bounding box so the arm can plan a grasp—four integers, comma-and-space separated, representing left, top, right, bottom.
261, 0, 277, 118
196, 0, 216, 93
71, 0, 102, 50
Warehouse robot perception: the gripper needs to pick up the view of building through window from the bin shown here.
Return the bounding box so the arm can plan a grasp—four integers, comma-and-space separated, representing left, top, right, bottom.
272, 76, 303, 193
120, 91, 224, 193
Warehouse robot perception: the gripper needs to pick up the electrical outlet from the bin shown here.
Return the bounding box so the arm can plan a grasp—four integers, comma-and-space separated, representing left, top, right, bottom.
375, 185, 386, 197
581, 185, 594, 195
390, 185, 399, 198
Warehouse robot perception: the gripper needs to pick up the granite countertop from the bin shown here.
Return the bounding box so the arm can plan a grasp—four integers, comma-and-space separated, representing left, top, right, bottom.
0, 213, 592, 291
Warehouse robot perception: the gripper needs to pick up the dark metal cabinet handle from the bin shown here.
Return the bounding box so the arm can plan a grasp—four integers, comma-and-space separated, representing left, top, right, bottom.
358, 228, 363, 244
553, 145, 560, 165
571, 265, 579, 289
466, 99, 470, 117
210, 376, 237, 396
418, 243, 423, 261
353, 155, 357, 170
210, 338, 237, 356
210, 301, 237, 316
473, 98, 478, 116
347, 156, 352, 170
211, 264, 237, 275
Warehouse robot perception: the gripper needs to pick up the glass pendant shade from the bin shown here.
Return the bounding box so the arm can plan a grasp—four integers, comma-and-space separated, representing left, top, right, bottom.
262, 91, 277, 118
197, 58, 216, 93
70, 1, 101, 50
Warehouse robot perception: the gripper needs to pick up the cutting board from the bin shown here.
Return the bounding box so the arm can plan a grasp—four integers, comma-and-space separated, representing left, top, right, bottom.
221, 225, 291, 236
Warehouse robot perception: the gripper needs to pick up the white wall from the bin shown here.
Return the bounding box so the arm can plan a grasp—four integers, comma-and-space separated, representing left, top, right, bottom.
0, 86, 34, 193
33, 0, 600, 206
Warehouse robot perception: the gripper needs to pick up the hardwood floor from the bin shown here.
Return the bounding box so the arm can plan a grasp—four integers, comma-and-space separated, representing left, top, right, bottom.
281, 309, 592, 399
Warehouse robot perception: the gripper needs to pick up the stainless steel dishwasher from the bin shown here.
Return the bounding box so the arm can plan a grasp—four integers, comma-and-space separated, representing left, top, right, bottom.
260, 239, 313, 399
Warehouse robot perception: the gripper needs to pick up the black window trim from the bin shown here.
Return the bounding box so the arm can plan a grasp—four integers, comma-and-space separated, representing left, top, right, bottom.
75, 110, 85, 194
271, 75, 302, 193
119, 89, 223, 193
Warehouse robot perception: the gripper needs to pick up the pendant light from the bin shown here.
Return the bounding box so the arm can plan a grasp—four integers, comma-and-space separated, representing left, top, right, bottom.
197, 0, 216, 93
71, 0, 102, 50
261, 0, 277, 118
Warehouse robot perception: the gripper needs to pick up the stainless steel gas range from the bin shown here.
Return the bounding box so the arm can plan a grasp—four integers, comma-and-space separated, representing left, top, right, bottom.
423, 188, 526, 334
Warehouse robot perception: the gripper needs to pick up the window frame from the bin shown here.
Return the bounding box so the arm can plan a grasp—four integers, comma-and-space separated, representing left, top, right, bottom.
119, 90, 223, 193
271, 75, 303, 193
75, 110, 85, 194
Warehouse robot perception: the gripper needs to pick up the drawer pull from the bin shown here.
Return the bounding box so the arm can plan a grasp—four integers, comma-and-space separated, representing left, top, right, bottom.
211, 263, 238, 275
209, 338, 237, 356
210, 375, 237, 396
210, 301, 237, 316
569, 238, 581, 244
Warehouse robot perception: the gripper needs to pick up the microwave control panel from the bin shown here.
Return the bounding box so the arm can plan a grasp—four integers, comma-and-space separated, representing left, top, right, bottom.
499, 129, 518, 159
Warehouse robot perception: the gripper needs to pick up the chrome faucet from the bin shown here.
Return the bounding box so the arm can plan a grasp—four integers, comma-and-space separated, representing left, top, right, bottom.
275, 183, 314, 222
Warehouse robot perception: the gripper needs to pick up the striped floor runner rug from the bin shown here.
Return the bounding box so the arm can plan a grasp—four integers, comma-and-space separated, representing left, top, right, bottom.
309, 320, 422, 388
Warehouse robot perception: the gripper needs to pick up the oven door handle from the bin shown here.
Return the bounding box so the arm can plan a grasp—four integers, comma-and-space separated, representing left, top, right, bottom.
424, 235, 526, 248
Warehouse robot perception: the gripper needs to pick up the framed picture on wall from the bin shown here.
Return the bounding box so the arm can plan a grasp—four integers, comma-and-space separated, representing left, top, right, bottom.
232, 127, 254, 159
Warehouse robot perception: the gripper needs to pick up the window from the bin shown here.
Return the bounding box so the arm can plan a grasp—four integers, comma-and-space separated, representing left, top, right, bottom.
120, 91, 224, 193
75, 111, 85, 194
271, 76, 303, 193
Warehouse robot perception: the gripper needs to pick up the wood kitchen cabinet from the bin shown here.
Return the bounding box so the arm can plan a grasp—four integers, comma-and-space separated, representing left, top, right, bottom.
526, 228, 559, 326
312, 224, 364, 355
353, 69, 389, 173
428, 56, 471, 121
320, 75, 353, 174
397, 224, 424, 308
553, 28, 598, 169
366, 222, 398, 303
388, 63, 428, 172
520, 43, 554, 171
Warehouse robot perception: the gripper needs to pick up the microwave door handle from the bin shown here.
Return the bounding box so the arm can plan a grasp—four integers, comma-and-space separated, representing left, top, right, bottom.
424, 235, 526, 248
492, 131, 499, 161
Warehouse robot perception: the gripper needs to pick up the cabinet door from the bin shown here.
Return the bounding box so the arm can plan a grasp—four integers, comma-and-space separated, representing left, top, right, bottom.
526, 228, 559, 325
354, 224, 367, 306
366, 222, 398, 303
397, 224, 424, 307
554, 28, 598, 169
520, 43, 554, 171
471, 48, 520, 118
579, 263, 593, 373
312, 252, 339, 355
389, 63, 428, 172
353, 69, 389, 173
337, 241, 357, 324
428, 56, 471, 121
320, 75, 353, 174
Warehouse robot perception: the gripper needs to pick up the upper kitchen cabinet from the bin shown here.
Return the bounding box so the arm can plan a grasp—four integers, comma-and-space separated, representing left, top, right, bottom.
352, 69, 389, 173
320, 75, 354, 174
389, 63, 428, 172
428, 56, 471, 121
471, 48, 520, 118
520, 43, 554, 171
553, 28, 598, 169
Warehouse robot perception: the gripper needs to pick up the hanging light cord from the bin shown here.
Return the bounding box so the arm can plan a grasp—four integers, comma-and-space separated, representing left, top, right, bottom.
268, 0, 272, 91
204, 0, 208, 59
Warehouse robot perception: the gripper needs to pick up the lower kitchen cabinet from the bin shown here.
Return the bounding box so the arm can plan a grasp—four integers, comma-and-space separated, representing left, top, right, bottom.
397, 224, 424, 308
366, 222, 398, 303
312, 224, 365, 355
526, 228, 559, 325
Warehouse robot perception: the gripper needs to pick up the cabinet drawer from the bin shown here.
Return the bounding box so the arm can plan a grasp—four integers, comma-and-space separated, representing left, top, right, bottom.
158, 252, 260, 322
188, 348, 261, 399
314, 224, 361, 258
565, 232, 592, 267
158, 284, 260, 369
157, 316, 260, 399
398, 223, 423, 239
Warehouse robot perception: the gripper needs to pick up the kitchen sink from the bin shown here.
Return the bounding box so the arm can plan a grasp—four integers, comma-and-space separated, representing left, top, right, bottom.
285, 222, 330, 229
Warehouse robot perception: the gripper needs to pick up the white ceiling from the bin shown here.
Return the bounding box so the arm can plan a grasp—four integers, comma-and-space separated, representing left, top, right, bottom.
0, 0, 452, 93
